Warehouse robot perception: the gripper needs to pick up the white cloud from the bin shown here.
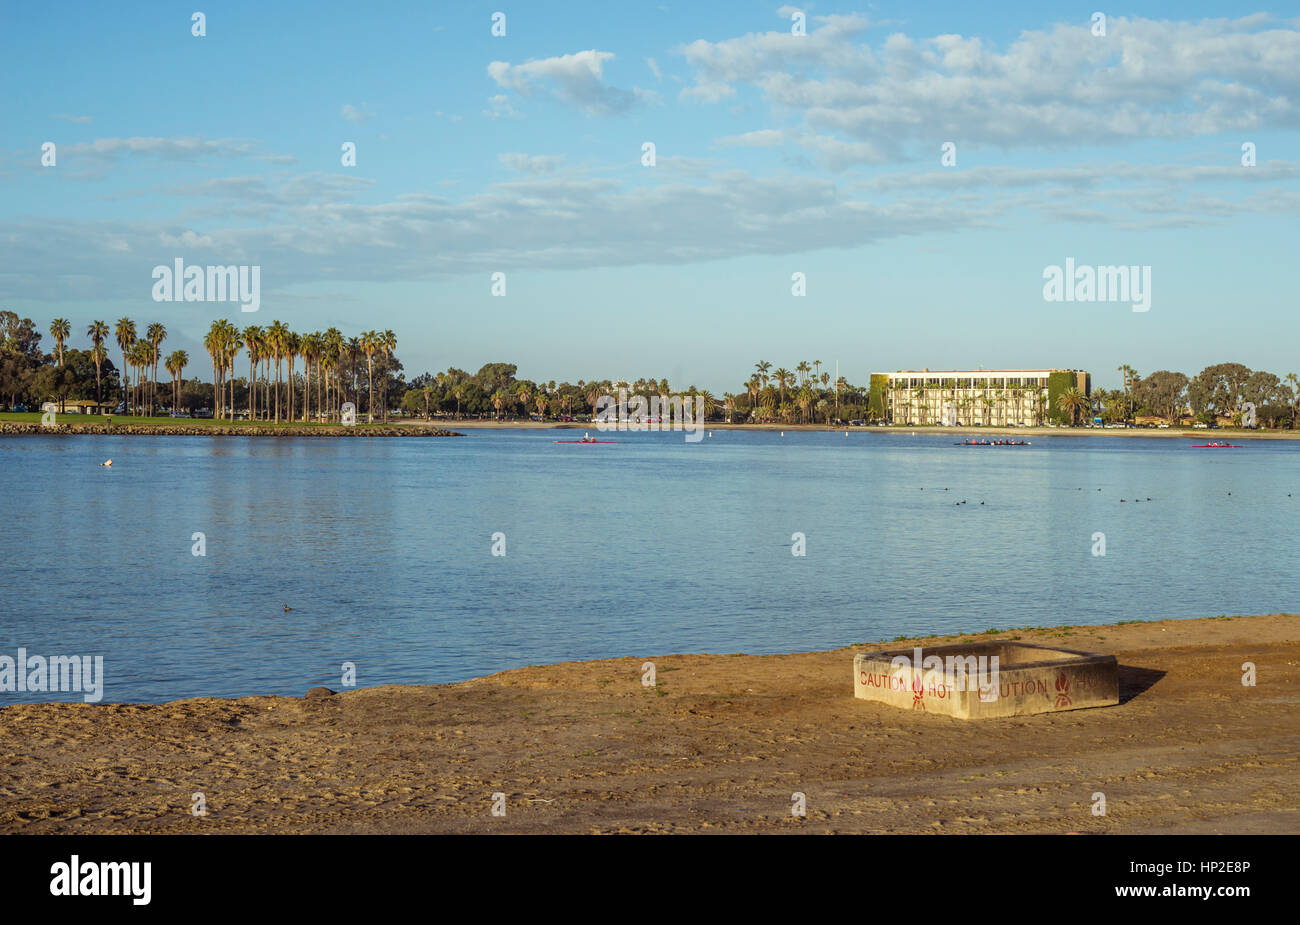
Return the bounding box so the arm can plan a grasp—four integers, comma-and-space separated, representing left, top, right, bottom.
498, 153, 566, 174
483, 95, 520, 120
715, 129, 889, 169
646, 57, 662, 80
340, 104, 372, 123
716, 129, 786, 148
488, 50, 642, 115
60, 137, 257, 162
52, 114, 92, 124
6, 156, 1298, 304
676, 15, 1300, 154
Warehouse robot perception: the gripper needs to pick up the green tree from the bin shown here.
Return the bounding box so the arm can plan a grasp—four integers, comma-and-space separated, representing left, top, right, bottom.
49, 318, 70, 367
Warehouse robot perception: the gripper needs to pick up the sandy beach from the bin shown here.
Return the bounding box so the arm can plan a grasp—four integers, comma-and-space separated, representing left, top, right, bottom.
1, 614, 1294, 834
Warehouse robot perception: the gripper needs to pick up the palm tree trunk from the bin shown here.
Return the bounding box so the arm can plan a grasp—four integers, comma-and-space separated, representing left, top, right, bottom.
366, 357, 374, 423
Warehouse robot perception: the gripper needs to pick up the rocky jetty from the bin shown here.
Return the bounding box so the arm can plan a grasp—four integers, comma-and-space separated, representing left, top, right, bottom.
0, 421, 462, 437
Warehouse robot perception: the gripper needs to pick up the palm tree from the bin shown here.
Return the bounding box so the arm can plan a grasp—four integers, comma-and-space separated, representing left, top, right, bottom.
345, 336, 362, 412
1117, 364, 1138, 420
584, 381, 605, 420
323, 328, 343, 419
535, 391, 548, 421
491, 388, 512, 420
1287, 373, 1300, 428
746, 374, 761, 417
265, 321, 287, 422
203, 321, 224, 418
515, 382, 532, 420
126, 340, 150, 417
795, 361, 810, 386
144, 322, 166, 416
697, 390, 716, 423
86, 320, 109, 405
49, 318, 70, 367
359, 330, 378, 423
755, 361, 772, 387
380, 330, 397, 423
773, 368, 793, 408
285, 331, 300, 423
243, 326, 263, 420
226, 323, 242, 417
1057, 387, 1087, 426
165, 350, 188, 413
795, 384, 814, 423
723, 392, 737, 423
299, 331, 320, 422
115, 318, 136, 414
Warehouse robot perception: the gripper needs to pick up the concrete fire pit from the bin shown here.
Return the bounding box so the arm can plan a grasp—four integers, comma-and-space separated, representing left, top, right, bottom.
854, 640, 1118, 719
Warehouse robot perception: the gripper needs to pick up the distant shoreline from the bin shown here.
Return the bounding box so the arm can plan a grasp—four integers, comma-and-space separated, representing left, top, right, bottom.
398, 419, 1300, 440
5, 415, 1293, 441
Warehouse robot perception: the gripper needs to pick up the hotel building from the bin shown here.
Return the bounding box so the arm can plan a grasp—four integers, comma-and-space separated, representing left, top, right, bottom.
877, 369, 1091, 426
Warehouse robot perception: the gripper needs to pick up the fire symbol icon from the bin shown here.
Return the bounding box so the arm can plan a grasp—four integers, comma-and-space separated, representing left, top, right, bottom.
1054, 673, 1072, 708
911, 672, 925, 711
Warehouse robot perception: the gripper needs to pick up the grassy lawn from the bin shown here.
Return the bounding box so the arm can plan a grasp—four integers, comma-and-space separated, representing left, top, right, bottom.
0, 412, 390, 428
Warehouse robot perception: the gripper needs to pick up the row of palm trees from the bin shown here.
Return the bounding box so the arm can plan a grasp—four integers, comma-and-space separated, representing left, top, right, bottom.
478, 379, 724, 423
49, 317, 397, 423
744, 360, 848, 423
46, 317, 186, 415
202, 321, 397, 423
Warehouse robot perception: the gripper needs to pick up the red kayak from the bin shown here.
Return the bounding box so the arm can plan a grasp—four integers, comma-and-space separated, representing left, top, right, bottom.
1191, 442, 1242, 448
553, 439, 618, 444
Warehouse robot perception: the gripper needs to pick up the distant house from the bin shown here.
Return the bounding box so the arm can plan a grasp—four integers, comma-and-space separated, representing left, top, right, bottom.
61, 399, 115, 415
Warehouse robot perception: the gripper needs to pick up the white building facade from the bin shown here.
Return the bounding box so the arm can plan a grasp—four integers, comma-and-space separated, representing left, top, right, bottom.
880, 369, 1090, 426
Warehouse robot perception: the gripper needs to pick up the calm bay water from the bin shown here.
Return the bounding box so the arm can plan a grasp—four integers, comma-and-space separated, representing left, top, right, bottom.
1, 429, 1296, 703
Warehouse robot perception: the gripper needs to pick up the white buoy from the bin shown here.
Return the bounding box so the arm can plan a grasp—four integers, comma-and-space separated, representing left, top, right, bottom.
780, 431, 784, 437
709, 431, 712, 437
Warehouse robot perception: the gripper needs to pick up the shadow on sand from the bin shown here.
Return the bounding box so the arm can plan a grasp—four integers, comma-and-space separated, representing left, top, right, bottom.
1118, 665, 1166, 704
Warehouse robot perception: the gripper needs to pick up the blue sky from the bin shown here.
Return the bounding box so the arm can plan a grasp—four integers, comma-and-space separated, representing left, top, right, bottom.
3, 1, 1299, 392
